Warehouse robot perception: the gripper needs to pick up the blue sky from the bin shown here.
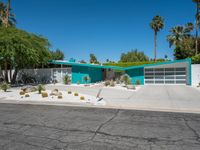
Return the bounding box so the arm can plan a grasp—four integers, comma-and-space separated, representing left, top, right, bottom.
2, 0, 196, 62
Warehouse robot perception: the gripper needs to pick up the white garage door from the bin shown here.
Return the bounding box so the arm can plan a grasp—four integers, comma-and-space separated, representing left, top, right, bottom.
144, 67, 186, 85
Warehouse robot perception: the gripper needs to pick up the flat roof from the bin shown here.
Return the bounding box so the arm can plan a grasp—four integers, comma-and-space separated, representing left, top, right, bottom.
49, 58, 191, 71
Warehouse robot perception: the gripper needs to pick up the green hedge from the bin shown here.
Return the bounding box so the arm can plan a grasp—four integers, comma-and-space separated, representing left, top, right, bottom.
103, 61, 162, 67
192, 54, 200, 64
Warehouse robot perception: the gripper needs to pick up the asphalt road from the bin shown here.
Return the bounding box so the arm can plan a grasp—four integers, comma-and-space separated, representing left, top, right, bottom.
0, 104, 200, 150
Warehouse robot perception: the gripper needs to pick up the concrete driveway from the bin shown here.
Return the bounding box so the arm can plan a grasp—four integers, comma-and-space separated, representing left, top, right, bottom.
105, 85, 200, 113
45, 85, 200, 113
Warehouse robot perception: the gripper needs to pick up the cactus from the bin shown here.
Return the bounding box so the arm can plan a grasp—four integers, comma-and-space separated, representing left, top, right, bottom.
80, 96, 85, 100
74, 93, 79, 96
41, 92, 48, 98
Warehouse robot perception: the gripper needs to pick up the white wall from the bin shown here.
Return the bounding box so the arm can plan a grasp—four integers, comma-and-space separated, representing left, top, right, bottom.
192, 64, 200, 86
1, 68, 72, 83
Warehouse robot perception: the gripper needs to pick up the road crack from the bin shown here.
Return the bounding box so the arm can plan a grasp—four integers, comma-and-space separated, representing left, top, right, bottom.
183, 118, 200, 143
91, 109, 120, 140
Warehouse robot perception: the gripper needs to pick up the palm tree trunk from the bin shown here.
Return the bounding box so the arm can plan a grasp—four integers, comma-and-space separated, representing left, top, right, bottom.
154, 31, 157, 62
195, 1, 199, 55
5, 0, 10, 27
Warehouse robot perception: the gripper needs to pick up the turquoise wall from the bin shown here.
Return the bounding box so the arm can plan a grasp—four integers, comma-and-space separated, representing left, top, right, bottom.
126, 68, 144, 85
72, 66, 103, 84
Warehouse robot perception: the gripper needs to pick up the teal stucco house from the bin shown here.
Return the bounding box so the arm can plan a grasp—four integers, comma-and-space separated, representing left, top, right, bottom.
50, 58, 192, 85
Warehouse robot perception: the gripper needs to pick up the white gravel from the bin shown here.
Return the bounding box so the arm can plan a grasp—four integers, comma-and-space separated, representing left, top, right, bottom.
0, 89, 106, 106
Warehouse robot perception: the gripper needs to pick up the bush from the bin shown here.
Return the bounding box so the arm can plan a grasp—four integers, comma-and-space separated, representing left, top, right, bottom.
83, 76, 90, 84
0, 82, 10, 92
19, 91, 25, 95
25, 94, 30, 97
192, 54, 200, 64
68, 90, 72, 94
136, 80, 141, 85
63, 75, 71, 84
41, 92, 48, 98
37, 84, 45, 94
103, 61, 159, 68
104, 80, 110, 86
80, 96, 85, 100
77, 81, 80, 85
120, 74, 132, 85
116, 78, 120, 84
110, 80, 115, 87
74, 93, 79, 96
58, 95, 62, 99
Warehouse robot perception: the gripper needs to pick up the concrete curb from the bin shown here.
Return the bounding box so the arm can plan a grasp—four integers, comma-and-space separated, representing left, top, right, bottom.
1, 99, 200, 114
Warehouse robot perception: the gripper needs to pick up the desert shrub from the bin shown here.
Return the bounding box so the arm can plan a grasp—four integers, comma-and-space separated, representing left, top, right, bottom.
37, 84, 45, 94
74, 93, 79, 96
41, 92, 48, 98
19, 91, 25, 95
25, 94, 30, 97
136, 80, 141, 85
68, 90, 72, 94
104, 80, 110, 86
63, 75, 71, 84
58, 95, 62, 99
116, 78, 120, 84
110, 80, 115, 87
0, 82, 10, 92
120, 74, 132, 85
80, 96, 85, 100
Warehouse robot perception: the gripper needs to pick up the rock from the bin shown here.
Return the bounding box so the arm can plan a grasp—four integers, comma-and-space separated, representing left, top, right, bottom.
126, 85, 136, 90
57, 92, 62, 96
50, 89, 59, 96
21, 86, 37, 93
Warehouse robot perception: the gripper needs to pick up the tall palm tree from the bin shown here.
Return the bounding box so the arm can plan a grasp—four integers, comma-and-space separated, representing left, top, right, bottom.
167, 23, 194, 48
5, 0, 10, 27
193, 0, 200, 55
150, 15, 164, 62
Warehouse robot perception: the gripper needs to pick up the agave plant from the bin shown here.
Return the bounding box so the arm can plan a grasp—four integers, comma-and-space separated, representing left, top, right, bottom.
37, 84, 45, 94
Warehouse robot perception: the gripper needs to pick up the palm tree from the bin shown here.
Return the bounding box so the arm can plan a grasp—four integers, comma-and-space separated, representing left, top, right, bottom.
193, 0, 200, 55
150, 16, 164, 62
167, 23, 194, 48
0, 0, 16, 27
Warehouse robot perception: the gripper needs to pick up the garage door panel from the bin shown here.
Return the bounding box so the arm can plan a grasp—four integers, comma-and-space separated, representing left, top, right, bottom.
144, 67, 187, 85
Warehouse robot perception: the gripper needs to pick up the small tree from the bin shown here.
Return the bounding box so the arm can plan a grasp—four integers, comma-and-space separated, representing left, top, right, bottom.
63, 75, 71, 84
90, 54, 99, 64
50, 49, 65, 60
